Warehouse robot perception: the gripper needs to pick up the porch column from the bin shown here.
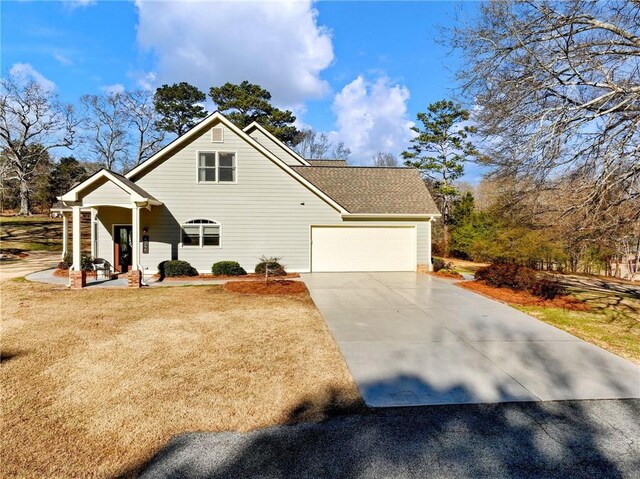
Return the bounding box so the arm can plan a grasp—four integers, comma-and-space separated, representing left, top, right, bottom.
72, 206, 81, 270
90, 209, 97, 257
70, 205, 86, 289
129, 205, 142, 288
62, 213, 69, 259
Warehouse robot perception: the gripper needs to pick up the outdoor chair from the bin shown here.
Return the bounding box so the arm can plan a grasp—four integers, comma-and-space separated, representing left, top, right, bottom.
92, 258, 113, 280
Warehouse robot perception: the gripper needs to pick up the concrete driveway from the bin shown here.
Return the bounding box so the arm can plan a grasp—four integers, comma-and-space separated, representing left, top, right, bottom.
302, 273, 640, 407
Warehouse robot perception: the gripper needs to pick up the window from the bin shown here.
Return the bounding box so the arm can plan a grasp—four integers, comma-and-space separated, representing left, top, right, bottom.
181, 219, 220, 247
197, 152, 236, 183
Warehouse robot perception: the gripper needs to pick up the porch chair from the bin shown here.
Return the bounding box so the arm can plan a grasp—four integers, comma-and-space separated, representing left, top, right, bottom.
92, 258, 113, 280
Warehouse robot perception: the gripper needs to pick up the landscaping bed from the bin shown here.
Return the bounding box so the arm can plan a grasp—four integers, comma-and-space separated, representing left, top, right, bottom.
224, 279, 308, 295
459, 280, 588, 310
154, 272, 300, 281
431, 270, 464, 280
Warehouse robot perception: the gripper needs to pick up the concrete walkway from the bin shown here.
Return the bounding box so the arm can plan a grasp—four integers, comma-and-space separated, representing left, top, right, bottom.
302, 273, 640, 407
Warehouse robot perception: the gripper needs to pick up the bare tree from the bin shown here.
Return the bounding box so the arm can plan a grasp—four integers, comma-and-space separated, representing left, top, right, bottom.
120, 89, 165, 170
449, 0, 640, 235
331, 142, 351, 162
0, 77, 76, 215
372, 152, 398, 167
292, 129, 330, 159
80, 92, 129, 170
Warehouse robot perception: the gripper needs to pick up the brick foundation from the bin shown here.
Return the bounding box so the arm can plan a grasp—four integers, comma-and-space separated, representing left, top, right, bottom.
128, 270, 142, 288
69, 270, 86, 289
417, 263, 431, 274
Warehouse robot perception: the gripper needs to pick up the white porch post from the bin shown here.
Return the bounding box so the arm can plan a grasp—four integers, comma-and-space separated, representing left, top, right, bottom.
426, 218, 433, 271
72, 206, 81, 270
62, 213, 69, 259
131, 205, 140, 271
90, 209, 97, 257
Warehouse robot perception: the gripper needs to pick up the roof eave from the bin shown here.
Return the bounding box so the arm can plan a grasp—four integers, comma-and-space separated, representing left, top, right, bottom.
342, 213, 441, 220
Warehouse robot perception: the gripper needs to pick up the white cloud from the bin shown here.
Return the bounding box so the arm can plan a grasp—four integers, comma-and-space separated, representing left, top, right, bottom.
101, 83, 125, 94
62, 0, 97, 10
53, 52, 74, 66
135, 0, 334, 106
330, 75, 414, 164
9, 63, 56, 91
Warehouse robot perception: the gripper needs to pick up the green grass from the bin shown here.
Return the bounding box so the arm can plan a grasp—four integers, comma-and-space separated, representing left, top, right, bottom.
516, 290, 640, 363
1, 215, 64, 253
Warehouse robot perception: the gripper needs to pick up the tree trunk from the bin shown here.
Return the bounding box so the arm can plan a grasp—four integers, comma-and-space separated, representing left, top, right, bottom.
18, 178, 30, 216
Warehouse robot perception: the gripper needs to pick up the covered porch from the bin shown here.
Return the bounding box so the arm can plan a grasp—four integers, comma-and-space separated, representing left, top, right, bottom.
57, 169, 161, 289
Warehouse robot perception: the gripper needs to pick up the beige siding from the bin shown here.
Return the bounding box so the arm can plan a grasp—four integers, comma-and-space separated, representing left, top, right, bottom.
248, 129, 307, 166
81, 178, 131, 206
129, 121, 342, 273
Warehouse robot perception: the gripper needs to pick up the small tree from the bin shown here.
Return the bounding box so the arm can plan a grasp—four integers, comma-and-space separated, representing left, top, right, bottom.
0, 77, 76, 215
154, 82, 208, 137
402, 100, 478, 254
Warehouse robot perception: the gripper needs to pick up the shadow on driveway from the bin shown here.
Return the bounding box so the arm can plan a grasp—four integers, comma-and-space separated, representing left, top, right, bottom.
116, 375, 640, 479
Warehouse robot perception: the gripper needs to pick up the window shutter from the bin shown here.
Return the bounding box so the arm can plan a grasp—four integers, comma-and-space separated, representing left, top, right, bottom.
211, 127, 223, 143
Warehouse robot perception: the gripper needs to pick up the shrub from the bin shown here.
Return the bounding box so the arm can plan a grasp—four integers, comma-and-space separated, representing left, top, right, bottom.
530, 278, 567, 300
58, 252, 93, 272
211, 261, 246, 276
159, 260, 198, 277
432, 257, 446, 272
254, 256, 286, 276
475, 263, 537, 291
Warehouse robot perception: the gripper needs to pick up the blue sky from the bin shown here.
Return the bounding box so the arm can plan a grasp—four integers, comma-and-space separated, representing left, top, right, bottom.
1, 0, 484, 181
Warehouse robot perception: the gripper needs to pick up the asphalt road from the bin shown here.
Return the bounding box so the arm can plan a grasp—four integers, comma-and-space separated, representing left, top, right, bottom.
138, 399, 640, 479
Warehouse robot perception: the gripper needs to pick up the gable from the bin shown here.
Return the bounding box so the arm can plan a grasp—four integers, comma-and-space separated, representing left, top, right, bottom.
245, 124, 308, 166
80, 177, 131, 206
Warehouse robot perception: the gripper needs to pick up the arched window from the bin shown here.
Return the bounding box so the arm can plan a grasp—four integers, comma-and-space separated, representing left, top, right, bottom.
181, 219, 220, 247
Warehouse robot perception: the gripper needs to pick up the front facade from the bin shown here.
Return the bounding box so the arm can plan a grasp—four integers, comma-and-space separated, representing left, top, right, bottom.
58, 112, 440, 287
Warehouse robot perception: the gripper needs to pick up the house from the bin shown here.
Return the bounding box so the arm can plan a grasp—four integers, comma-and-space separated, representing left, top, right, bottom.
56, 112, 440, 288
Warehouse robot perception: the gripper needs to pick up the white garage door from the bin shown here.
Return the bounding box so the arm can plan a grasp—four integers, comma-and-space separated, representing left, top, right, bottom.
311, 226, 416, 272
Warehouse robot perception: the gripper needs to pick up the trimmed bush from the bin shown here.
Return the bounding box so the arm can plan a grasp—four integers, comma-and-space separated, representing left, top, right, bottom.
254, 256, 286, 276
211, 261, 246, 276
530, 278, 567, 300
432, 257, 446, 272
58, 252, 93, 272
475, 263, 537, 291
159, 260, 198, 277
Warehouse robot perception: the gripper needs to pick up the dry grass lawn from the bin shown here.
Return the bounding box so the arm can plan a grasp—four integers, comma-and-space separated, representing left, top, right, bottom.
1, 280, 361, 478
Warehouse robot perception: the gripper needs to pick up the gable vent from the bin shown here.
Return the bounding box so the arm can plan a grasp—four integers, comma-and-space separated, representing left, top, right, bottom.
211, 126, 223, 143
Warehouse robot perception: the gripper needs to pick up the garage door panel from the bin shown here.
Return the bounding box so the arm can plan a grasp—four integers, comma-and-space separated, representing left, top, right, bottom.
311, 226, 416, 272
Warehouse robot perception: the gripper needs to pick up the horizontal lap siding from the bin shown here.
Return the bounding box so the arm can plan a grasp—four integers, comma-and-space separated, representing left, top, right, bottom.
132, 122, 342, 273
81, 178, 131, 206
248, 130, 306, 166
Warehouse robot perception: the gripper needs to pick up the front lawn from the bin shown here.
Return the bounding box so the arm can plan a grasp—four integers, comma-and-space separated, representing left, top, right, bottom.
1, 281, 361, 478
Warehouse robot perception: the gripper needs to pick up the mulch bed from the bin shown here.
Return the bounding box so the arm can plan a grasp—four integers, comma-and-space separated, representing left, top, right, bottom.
432, 270, 465, 280
223, 280, 308, 295
155, 273, 300, 282
53, 268, 69, 278
459, 280, 589, 311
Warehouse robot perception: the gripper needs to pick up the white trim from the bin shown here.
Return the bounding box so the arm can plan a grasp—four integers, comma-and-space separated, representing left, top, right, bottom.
309, 224, 417, 273
61, 169, 161, 206
342, 213, 441, 220
195, 150, 238, 184
243, 121, 310, 166
179, 218, 222, 249
125, 112, 347, 214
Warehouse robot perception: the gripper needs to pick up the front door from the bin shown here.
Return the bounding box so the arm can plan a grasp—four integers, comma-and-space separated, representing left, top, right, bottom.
114, 225, 132, 273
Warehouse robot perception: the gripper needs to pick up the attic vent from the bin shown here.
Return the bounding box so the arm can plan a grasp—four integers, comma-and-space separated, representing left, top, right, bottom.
211, 127, 223, 143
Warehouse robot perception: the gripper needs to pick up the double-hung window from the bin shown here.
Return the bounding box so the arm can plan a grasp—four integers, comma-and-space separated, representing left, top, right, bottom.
197, 152, 236, 183
181, 219, 221, 247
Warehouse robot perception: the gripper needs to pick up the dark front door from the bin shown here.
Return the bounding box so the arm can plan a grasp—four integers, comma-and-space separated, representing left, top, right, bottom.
114, 225, 132, 273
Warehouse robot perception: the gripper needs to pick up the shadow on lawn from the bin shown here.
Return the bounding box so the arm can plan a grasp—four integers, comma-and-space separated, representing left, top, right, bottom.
116, 378, 640, 478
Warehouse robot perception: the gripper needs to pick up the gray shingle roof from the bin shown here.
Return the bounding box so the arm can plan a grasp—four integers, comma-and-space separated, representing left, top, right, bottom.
307, 159, 348, 167
293, 166, 440, 215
